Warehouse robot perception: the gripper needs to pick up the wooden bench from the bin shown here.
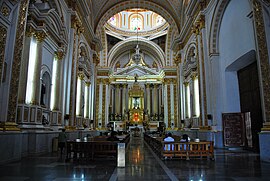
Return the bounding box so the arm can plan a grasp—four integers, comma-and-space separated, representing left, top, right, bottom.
162, 141, 214, 160
144, 134, 214, 160
66, 134, 130, 162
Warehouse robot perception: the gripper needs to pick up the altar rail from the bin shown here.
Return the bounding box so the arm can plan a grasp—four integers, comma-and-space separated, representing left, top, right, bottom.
66, 134, 130, 162
144, 134, 214, 160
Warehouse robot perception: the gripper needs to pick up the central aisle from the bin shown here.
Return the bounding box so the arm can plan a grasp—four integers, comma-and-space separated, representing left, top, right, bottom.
109, 135, 178, 181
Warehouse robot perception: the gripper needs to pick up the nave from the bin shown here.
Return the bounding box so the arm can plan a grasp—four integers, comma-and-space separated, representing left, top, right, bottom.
1, 135, 270, 181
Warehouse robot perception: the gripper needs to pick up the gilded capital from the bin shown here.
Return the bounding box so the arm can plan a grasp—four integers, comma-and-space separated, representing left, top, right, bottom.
102, 78, 110, 85
85, 82, 91, 86
191, 74, 197, 80
77, 27, 84, 35
192, 24, 200, 35
55, 51, 65, 60
198, 15, 205, 30
183, 82, 189, 86
93, 53, 100, 65
71, 15, 82, 29
174, 54, 182, 65
78, 73, 85, 80
34, 31, 47, 42
25, 26, 35, 37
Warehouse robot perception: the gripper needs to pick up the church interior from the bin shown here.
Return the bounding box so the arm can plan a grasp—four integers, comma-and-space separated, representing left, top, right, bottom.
1, 0, 270, 180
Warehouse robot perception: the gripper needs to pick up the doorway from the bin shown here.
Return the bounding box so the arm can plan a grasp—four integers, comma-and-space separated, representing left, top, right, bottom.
237, 61, 263, 152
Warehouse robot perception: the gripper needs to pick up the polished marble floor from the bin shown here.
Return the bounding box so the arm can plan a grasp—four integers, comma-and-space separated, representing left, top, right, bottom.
0, 136, 270, 181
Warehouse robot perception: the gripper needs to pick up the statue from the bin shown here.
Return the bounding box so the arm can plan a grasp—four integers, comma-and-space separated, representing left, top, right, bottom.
134, 73, 138, 82
40, 83, 46, 106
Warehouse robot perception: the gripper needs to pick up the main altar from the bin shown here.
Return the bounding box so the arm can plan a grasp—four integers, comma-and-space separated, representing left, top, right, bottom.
128, 81, 144, 125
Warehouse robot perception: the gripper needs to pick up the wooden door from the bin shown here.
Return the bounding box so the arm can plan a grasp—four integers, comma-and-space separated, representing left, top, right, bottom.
237, 62, 263, 152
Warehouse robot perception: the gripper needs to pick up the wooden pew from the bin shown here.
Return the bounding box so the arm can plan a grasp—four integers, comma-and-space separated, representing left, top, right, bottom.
144, 134, 214, 160
162, 141, 214, 160
66, 134, 130, 162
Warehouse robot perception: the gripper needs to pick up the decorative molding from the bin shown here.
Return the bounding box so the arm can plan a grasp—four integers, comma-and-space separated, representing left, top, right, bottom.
167, 84, 171, 128
1, 5, 10, 17
209, 0, 229, 55
0, 122, 20, 131
173, 84, 178, 128
0, 25, 7, 83
102, 84, 106, 128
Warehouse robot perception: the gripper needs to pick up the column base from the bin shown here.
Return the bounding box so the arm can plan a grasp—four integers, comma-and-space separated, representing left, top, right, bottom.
19, 123, 45, 130
261, 123, 270, 131
200, 126, 212, 130
0, 122, 20, 131
65, 126, 77, 131
259, 132, 270, 162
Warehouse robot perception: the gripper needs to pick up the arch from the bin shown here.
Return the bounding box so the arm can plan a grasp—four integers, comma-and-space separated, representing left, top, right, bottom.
95, 1, 179, 36
209, 0, 230, 55
108, 38, 165, 68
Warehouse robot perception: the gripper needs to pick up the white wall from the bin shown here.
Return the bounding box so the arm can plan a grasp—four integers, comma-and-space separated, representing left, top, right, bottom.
211, 0, 256, 129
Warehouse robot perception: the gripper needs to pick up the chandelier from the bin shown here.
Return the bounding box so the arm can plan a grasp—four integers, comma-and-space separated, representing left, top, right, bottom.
132, 1, 141, 65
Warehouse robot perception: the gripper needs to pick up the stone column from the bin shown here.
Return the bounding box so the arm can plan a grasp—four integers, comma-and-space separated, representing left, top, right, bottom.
85, 82, 90, 118
192, 75, 197, 117
76, 73, 84, 116
18, 26, 34, 104
122, 84, 126, 116
31, 31, 46, 105
88, 83, 92, 119
68, 15, 84, 127
153, 84, 158, 115
51, 51, 64, 111
111, 85, 115, 114
115, 84, 120, 114
184, 82, 190, 119
105, 81, 110, 126
170, 82, 175, 128
146, 84, 151, 114
194, 15, 207, 127
163, 83, 168, 128
158, 85, 161, 114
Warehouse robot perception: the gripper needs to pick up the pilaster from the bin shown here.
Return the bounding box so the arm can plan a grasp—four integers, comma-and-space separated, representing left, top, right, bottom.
7, 0, 30, 127
253, 0, 270, 131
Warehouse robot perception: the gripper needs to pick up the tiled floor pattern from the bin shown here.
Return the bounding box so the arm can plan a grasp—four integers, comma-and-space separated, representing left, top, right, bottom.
1, 136, 270, 181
